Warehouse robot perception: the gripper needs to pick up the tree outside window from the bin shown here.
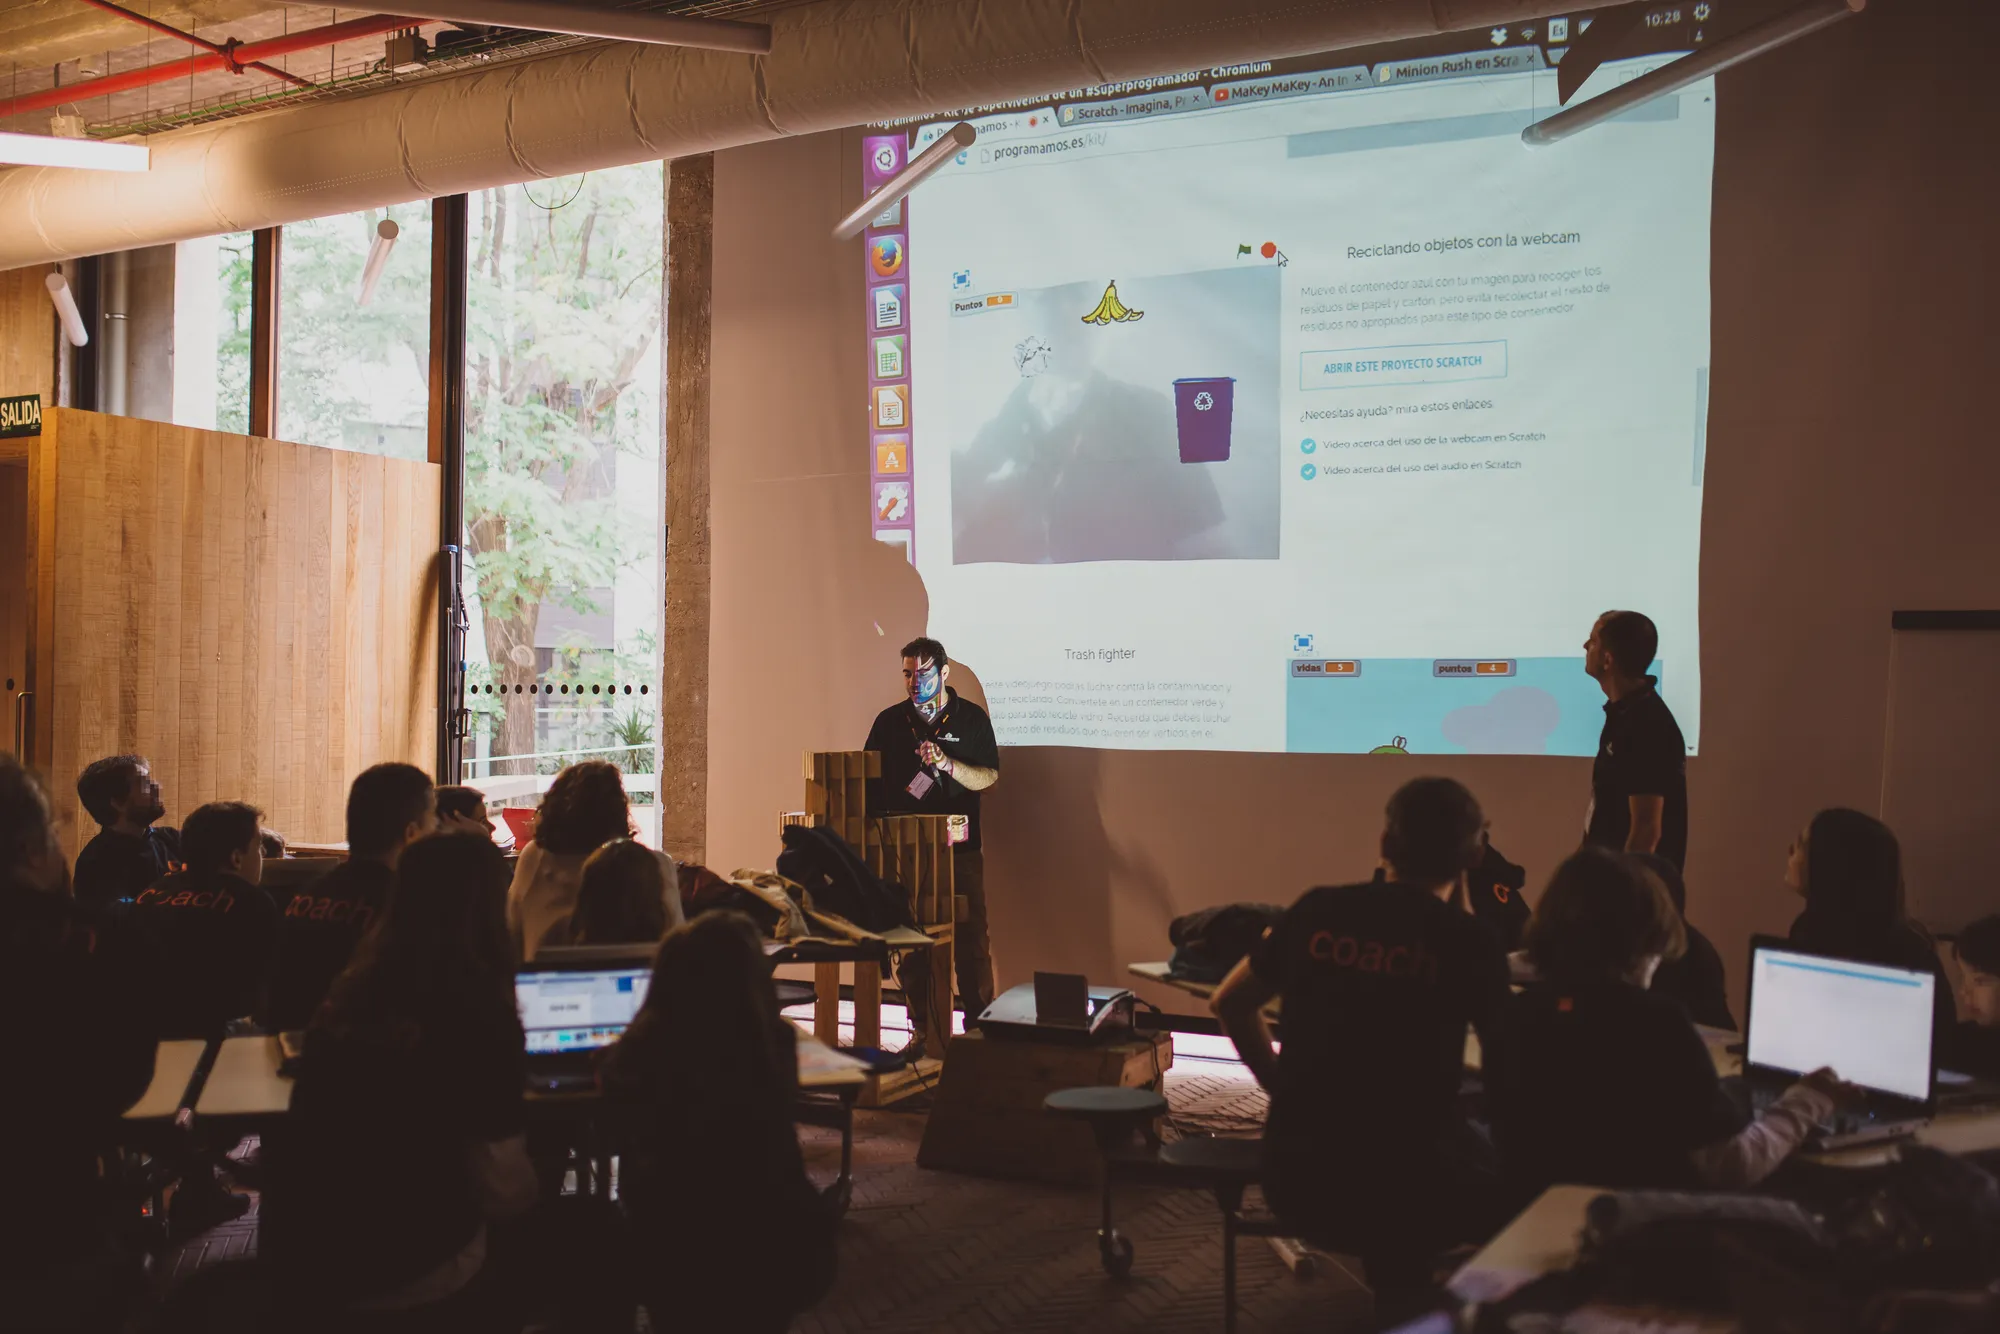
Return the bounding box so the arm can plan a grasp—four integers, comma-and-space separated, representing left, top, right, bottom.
464, 167, 665, 811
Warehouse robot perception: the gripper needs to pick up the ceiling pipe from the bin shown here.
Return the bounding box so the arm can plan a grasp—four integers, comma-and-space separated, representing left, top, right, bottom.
0, 0, 1584, 269
834, 122, 974, 239
375, 0, 771, 52
73, 0, 318, 90
0, 14, 418, 120
46, 273, 89, 347
357, 217, 399, 304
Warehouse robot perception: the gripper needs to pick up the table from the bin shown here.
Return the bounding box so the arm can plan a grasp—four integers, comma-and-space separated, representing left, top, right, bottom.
1129, 961, 1279, 1015
124, 1038, 211, 1121
195, 1035, 291, 1120
193, 1028, 867, 1119
1448, 1185, 1734, 1330
1448, 1183, 1602, 1305
773, 928, 943, 1106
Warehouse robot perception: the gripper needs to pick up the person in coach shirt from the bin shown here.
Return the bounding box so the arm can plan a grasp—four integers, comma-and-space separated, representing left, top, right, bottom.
1582, 610, 1689, 870
864, 638, 1000, 1052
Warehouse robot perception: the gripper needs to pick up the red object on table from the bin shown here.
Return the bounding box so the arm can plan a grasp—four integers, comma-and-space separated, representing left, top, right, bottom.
500, 807, 537, 848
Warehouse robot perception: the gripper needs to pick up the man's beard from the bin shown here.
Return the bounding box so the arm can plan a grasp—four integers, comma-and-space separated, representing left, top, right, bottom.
137, 799, 166, 825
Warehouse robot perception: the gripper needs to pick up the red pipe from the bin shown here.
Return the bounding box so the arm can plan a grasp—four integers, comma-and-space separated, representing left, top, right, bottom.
0, 14, 419, 121
72, 0, 319, 90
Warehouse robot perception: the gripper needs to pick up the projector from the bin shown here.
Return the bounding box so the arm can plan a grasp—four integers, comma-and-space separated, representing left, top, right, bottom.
976, 973, 1135, 1044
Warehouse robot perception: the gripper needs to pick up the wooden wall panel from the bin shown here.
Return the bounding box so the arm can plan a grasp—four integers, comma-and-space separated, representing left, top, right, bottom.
0, 465, 26, 740
0, 264, 57, 409
38, 409, 439, 860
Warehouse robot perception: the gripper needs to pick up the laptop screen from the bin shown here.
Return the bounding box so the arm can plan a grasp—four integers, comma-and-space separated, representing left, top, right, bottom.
515, 967, 651, 1054
1747, 944, 1935, 1101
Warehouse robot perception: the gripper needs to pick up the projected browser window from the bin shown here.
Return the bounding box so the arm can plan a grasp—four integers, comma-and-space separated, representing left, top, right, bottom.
862, 12, 1713, 755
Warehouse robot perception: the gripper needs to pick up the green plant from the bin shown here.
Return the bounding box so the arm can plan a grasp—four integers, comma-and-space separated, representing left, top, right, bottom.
607, 708, 657, 774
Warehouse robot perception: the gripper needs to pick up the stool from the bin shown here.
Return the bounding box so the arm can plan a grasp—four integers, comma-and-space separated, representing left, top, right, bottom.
1042, 1085, 1167, 1277
1158, 1134, 1279, 1334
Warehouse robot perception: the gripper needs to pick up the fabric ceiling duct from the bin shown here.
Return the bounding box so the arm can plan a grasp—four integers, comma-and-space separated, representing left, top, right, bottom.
0, 0, 1568, 270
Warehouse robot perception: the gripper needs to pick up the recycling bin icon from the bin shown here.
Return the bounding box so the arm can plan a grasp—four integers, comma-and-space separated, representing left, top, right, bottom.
1173, 377, 1236, 463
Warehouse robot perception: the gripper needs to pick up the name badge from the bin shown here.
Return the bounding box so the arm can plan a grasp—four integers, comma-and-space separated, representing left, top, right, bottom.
906, 771, 935, 800
946, 814, 970, 845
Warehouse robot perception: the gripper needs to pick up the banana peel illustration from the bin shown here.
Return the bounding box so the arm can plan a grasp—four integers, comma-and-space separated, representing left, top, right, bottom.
1080, 279, 1144, 325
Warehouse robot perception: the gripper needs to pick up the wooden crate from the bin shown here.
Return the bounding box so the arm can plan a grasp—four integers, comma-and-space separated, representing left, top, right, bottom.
876, 813, 955, 928
803, 749, 876, 851
916, 1029, 1174, 1187
791, 752, 963, 1102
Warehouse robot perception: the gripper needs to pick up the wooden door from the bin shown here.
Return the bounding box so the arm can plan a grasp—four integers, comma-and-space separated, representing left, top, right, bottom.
31, 409, 441, 859
1, 459, 26, 756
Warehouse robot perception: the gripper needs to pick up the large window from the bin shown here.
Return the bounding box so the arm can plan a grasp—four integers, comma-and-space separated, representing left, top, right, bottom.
277, 204, 433, 456
164, 231, 254, 433
459, 168, 666, 839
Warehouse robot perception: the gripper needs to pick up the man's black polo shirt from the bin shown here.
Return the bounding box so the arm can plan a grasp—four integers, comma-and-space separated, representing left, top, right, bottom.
1247, 878, 1510, 1238
73, 825, 181, 912
864, 689, 1000, 853
1585, 678, 1688, 870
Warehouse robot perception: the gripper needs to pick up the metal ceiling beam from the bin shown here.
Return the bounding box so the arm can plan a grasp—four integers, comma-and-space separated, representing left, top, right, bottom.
0, 13, 419, 120
375, 0, 771, 52
0, 0, 273, 71
73, 0, 317, 89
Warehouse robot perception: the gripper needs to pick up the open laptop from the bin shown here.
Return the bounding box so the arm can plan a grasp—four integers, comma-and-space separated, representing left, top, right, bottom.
1739, 936, 1936, 1151
515, 963, 652, 1093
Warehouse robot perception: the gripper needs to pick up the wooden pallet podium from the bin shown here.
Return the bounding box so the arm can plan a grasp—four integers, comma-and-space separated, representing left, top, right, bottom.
788, 750, 958, 1107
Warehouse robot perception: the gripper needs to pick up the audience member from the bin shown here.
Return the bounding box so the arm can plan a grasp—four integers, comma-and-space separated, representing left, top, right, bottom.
1633, 851, 1735, 1030
602, 912, 835, 1334
1581, 610, 1689, 869
134, 801, 278, 1039
1210, 776, 1510, 1298
263, 833, 532, 1320
266, 763, 437, 1032
264, 831, 627, 1330
72, 753, 181, 912
1493, 848, 1846, 1201
564, 837, 684, 949
436, 784, 496, 838
507, 760, 633, 961
260, 828, 288, 860
1785, 807, 1957, 1039
1948, 916, 2000, 1078
0, 755, 157, 1332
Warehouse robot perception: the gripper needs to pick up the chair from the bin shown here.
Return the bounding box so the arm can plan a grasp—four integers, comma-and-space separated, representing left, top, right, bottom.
1041, 1085, 1168, 1277
1157, 1135, 1285, 1334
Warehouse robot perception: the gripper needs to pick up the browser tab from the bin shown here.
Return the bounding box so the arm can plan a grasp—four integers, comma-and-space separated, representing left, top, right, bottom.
1211, 67, 1372, 107
916, 108, 1058, 150
1058, 86, 1212, 126
1372, 47, 1546, 87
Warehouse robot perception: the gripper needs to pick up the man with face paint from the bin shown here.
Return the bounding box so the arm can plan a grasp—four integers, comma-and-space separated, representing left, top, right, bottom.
864, 637, 1001, 1054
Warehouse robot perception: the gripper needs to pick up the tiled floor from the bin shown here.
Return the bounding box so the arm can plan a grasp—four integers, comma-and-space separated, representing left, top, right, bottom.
155, 1055, 1377, 1333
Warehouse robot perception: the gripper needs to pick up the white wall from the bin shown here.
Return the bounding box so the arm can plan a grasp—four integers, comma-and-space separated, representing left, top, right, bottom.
706, 0, 2000, 1015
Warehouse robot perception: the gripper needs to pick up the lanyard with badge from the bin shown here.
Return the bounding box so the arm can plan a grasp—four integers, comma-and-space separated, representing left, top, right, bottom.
904, 659, 970, 845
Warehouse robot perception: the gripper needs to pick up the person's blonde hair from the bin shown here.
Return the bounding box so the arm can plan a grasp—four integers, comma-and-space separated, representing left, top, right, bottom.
1524, 847, 1686, 987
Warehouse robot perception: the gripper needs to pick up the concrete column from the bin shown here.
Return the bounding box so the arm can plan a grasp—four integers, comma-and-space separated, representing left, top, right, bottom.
660, 153, 713, 866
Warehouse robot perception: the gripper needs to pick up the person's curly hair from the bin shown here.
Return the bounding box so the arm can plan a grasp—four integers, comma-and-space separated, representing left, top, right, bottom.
532, 760, 632, 855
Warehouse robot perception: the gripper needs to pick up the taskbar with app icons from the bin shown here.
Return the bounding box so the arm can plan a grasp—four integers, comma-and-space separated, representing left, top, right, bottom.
860, 133, 914, 563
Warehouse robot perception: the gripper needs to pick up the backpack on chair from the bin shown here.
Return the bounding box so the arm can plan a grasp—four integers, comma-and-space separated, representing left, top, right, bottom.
776, 824, 916, 934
